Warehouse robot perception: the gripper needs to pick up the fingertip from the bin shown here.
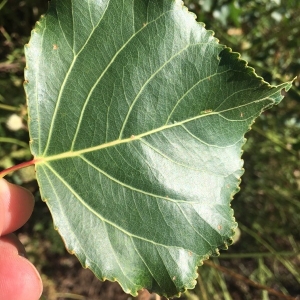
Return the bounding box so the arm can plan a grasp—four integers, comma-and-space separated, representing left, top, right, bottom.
0, 235, 43, 300
17, 256, 43, 300
0, 179, 35, 236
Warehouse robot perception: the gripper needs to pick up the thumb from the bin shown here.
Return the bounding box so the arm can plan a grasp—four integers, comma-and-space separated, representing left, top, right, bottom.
0, 179, 34, 236
0, 234, 43, 300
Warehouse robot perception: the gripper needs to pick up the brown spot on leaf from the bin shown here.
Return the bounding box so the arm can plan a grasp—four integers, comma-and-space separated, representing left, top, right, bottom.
281, 88, 287, 96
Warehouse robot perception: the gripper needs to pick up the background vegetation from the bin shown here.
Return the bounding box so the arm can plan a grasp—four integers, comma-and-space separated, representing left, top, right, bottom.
0, 0, 299, 299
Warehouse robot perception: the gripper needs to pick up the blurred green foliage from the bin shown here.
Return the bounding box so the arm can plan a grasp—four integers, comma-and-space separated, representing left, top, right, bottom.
0, 0, 299, 299
0, 0, 47, 176
183, 1, 300, 299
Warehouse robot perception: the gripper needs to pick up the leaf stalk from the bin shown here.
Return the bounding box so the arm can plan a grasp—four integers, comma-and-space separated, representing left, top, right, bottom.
0, 159, 38, 178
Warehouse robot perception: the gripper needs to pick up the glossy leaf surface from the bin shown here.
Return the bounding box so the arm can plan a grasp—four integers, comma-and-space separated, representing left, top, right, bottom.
25, 0, 291, 296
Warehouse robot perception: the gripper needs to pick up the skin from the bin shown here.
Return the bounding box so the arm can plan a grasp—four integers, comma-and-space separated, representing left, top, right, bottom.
0, 179, 43, 300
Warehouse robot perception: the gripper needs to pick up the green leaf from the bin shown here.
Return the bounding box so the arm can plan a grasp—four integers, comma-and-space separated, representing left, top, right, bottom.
24, 0, 292, 297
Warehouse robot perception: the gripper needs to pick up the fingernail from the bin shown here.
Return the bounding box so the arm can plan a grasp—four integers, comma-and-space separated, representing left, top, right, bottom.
18, 251, 27, 258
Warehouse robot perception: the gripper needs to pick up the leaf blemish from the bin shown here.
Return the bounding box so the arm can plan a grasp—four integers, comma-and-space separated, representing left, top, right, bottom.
53, 44, 58, 50
281, 88, 287, 96
201, 109, 212, 114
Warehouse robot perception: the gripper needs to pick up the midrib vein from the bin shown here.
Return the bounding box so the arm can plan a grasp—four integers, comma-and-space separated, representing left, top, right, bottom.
35, 91, 274, 164
37, 120, 184, 163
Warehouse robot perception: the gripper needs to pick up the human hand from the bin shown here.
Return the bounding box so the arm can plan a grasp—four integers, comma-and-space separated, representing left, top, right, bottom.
0, 179, 43, 300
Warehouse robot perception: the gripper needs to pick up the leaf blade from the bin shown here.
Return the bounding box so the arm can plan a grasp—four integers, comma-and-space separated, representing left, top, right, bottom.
25, 0, 292, 296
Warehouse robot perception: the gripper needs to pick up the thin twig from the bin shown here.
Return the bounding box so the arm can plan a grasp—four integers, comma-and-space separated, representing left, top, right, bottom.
204, 260, 296, 300
0, 62, 23, 72
219, 251, 299, 259
0, 137, 28, 148
197, 272, 208, 300
0, 103, 22, 112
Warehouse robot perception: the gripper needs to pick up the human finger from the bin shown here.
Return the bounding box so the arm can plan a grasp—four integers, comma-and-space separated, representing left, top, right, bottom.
0, 233, 43, 300
0, 179, 34, 236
